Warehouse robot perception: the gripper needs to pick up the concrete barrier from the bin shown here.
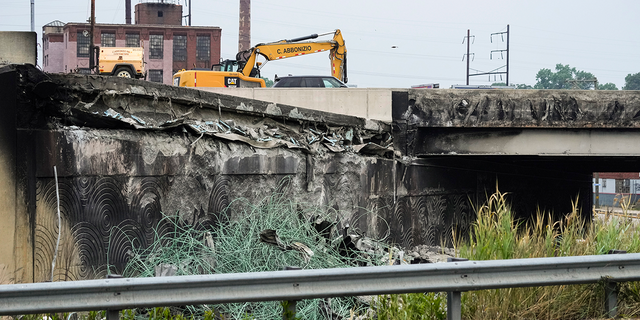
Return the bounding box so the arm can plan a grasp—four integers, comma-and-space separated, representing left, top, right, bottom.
0, 32, 37, 66
198, 87, 395, 122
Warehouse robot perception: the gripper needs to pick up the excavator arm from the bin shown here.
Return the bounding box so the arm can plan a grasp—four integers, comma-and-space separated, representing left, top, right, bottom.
238, 29, 347, 83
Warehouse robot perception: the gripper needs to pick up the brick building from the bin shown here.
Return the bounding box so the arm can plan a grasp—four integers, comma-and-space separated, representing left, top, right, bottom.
42, 2, 221, 85
593, 172, 640, 208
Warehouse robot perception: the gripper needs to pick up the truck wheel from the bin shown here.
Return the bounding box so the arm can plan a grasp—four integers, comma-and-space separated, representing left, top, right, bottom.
115, 68, 133, 78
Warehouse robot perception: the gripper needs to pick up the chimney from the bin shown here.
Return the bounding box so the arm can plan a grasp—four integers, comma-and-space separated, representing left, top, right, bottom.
238, 0, 251, 52
125, 0, 131, 24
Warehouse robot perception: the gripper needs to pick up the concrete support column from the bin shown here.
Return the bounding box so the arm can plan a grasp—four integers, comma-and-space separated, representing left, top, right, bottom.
0, 67, 18, 283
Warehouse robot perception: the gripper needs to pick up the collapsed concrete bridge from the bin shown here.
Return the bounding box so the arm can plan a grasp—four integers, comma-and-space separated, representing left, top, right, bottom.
1, 64, 639, 283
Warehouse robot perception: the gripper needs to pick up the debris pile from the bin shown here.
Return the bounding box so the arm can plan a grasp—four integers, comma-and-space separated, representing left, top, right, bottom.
96, 105, 396, 157
406, 245, 456, 264
34, 69, 396, 159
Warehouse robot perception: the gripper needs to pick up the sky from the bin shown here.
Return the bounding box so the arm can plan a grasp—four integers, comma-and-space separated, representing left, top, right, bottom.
2, 0, 639, 89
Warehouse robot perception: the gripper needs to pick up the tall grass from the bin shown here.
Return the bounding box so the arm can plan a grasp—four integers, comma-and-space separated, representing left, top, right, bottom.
370, 189, 640, 320
455, 189, 640, 320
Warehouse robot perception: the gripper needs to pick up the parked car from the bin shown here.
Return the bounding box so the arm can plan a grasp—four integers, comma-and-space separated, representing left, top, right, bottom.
272, 75, 348, 88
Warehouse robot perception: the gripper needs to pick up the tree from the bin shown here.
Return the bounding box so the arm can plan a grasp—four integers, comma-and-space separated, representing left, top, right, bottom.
491, 82, 533, 89
261, 77, 274, 87
515, 83, 533, 89
534, 64, 597, 90
598, 83, 618, 90
623, 72, 640, 90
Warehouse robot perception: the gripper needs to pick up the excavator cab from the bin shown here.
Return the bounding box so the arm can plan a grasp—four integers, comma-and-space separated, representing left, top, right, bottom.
173, 58, 265, 87
212, 59, 240, 72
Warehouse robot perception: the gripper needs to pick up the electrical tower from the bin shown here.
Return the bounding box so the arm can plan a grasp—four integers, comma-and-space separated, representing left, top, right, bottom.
465, 25, 510, 86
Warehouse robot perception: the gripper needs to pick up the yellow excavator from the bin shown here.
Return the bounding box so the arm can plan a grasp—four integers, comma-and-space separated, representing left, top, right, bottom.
172, 29, 346, 88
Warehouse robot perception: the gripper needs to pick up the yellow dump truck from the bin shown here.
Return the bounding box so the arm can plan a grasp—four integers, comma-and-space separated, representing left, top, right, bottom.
98, 47, 145, 79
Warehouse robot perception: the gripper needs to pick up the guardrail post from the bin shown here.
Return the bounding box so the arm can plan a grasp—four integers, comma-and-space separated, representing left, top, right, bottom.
106, 310, 119, 320
605, 250, 626, 318
447, 291, 461, 320
106, 274, 123, 320
604, 280, 618, 318
447, 258, 468, 320
283, 266, 301, 320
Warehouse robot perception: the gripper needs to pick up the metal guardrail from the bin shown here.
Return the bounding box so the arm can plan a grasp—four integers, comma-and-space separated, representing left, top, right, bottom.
2, 253, 640, 319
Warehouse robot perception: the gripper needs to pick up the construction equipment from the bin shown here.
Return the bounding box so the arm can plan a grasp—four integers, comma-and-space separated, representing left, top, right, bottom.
173, 29, 346, 88
98, 47, 145, 79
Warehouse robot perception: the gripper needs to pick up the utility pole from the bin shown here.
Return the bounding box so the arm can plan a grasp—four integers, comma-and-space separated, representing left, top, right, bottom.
462, 30, 474, 85
466, 29, 470, 85
489, 24, 510, 85
89, 0, 95, 73
595, 172, 600, 208
506, 24, 509, 85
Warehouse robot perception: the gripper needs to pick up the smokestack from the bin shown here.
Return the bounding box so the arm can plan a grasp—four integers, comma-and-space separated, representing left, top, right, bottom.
30, 0, 35, 32
238, 0, 250, 52
125, 0, 131, 24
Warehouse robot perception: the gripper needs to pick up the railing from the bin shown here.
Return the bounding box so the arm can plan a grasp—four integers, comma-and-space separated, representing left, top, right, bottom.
1, 252, 640, 320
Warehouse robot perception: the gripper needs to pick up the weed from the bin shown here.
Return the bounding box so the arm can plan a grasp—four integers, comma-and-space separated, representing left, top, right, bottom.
369, 293, 446, 320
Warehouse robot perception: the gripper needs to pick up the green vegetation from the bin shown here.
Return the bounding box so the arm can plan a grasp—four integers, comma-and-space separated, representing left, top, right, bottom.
368, 190, 640, 320
624, 72, 640, 90
598, 82, 619, 90
491, 82, 533, 89
261, 76, 274, 87
370, 293, 447, 320
534, 64, 598, 90
529, 63, 623, 90
16, 187, 640, 320
109, 177, 389, 319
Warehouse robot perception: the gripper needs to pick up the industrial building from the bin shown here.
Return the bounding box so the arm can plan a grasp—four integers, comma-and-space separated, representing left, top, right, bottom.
41, 1, 221, 85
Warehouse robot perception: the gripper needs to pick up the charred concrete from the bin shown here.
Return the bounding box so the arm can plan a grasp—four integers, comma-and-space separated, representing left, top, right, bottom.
4, 64, 639, 284
2, 65, 459, 283
393, 89, 640, 220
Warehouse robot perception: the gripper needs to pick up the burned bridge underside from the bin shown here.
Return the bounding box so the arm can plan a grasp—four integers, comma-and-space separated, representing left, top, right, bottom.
393, 89, 640, 220
2, 64, 640, 284
1, 65, 472, 283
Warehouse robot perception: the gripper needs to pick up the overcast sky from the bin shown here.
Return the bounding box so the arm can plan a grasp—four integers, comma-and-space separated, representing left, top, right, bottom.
2, 0, 639, 88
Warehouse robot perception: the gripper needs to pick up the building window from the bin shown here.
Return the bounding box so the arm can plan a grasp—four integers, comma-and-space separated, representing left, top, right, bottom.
101, 32, 116, 47
77, 31, 90, 57
158, 11, 163, 17
149, 34, 163, 59
616, 179, 631, 194
173, 35, 187, 62
196, 35, 210, 61
77, 68, 91, 74
148, 69, 163, 83
126, 33, 140, 47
